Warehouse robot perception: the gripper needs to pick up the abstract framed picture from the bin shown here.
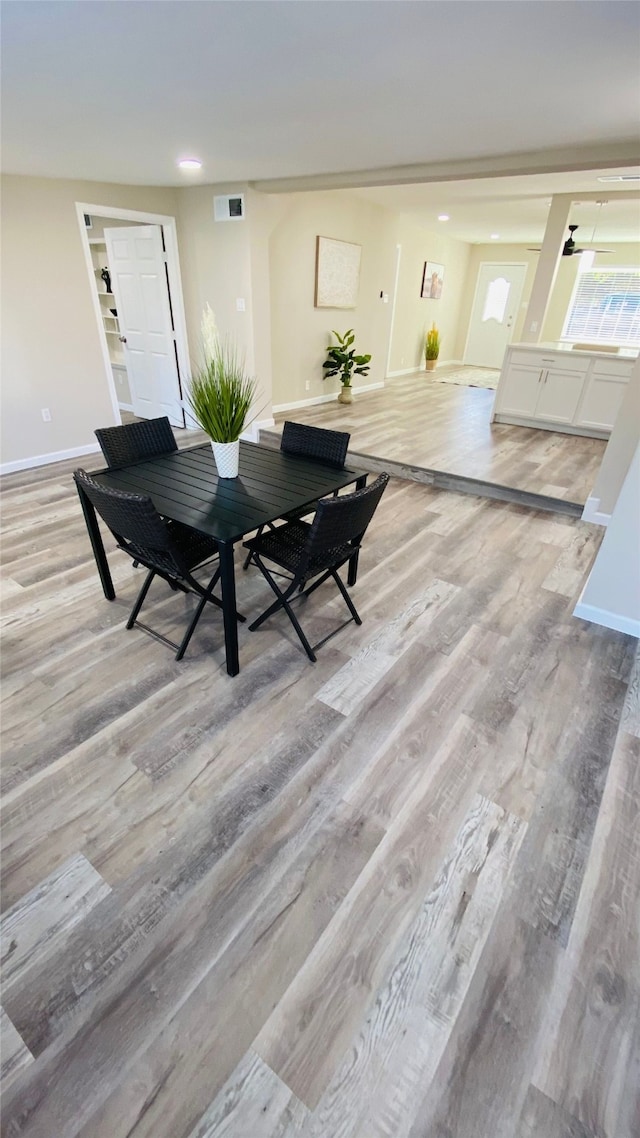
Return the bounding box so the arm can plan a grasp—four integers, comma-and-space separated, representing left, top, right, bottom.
421, 261, 444, 299
315, 236, 362, 309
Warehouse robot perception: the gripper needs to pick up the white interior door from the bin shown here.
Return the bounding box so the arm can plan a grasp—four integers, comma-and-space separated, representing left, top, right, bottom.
104, 225, 184, 426
464, 263, 528, 368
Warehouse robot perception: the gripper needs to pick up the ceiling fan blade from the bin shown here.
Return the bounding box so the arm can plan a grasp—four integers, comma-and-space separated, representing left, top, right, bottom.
574, 246, 614, 255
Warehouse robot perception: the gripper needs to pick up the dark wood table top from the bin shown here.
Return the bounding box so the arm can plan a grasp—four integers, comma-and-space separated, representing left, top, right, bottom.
90, 441, 367, 543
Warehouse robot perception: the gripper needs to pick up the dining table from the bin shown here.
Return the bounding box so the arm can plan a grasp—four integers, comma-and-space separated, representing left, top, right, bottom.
77, 440, 368, 676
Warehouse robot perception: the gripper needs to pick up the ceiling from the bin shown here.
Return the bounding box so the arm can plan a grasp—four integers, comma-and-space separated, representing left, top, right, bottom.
1, 1, 639, 188
350, 171, 640, 245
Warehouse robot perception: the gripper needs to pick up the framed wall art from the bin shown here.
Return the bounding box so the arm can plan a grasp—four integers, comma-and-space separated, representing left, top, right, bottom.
315, 236, 362, 309
421, 261, 444, 299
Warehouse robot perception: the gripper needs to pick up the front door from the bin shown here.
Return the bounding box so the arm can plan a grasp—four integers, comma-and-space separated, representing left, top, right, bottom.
104, 225, 184, 426
464, 263, 528, 369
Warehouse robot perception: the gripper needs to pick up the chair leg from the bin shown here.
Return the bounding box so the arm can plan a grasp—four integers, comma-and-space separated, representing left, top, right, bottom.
248, 560, 317, 662
126, 569, 156, 629
175, 568, 221, 660
331, 569, 362, 624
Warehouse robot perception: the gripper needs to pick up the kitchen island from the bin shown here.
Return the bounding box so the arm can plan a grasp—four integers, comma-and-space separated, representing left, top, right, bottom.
491, 342, 637, 437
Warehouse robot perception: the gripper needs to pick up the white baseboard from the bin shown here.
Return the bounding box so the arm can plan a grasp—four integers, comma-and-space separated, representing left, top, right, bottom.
272, 382, 384, 414
0, 441, 102, 476
241, 417, 275, 442
118, 402, 134, 413
573, 596, 640, 638
387, 359, 462, 378
581, 495, 611, 527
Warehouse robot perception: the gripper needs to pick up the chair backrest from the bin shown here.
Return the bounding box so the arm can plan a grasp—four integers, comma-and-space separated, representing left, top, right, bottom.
305, 472, 390, 563
74, 468, 186, 579
281, 421, 350, 468
95, 417, 178, 469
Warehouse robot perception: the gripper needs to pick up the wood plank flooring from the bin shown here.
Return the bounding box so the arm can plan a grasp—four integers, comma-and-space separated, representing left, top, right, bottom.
1, 454, 639, 1137
275, 369, 607, 505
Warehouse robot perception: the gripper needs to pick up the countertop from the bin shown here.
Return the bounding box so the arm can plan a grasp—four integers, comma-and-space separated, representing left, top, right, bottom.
510, 341, 638, 360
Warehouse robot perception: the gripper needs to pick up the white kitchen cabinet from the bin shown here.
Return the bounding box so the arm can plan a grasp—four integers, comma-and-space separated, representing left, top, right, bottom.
535, 366, 585, 424
575, 360, 631, 432
494, 362, 543, 417
492, 344, 636, 437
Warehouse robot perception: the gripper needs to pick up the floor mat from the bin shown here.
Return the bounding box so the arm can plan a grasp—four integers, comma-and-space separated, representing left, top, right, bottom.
436, 367, 500, 390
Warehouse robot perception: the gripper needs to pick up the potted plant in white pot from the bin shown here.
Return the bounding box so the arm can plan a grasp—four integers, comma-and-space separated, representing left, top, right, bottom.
188, 339, 257, 478
322, 329, 371, 404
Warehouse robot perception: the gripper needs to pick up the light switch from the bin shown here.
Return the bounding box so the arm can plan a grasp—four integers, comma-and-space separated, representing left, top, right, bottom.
236, 297, 246, 312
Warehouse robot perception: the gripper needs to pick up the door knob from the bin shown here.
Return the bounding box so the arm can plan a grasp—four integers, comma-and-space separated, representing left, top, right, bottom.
118, 336, 127, 344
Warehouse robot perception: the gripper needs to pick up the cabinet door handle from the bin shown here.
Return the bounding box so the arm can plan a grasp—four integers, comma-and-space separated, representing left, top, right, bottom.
538, 369, 544, 383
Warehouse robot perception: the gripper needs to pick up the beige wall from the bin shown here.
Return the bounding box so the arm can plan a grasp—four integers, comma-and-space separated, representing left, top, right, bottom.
175, 183, 278, 426
4, 169, 637, 470
1, 175, 179, 466
455, 245, 540, 358
456, 242, 640, 359
389, 218, 471, 372
269, 191, 398, 407
1, 176, 280, 467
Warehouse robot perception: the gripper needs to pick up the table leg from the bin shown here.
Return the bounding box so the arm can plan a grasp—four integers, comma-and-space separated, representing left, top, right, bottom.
347, 474, 368, 585
218, 541, 240, 676
76, 481, 115, 600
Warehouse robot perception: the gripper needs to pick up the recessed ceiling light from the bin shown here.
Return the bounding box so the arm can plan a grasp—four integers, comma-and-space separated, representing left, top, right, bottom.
490, 233, 500, 240
438, 214, 450, 221
178, 158, 202, 171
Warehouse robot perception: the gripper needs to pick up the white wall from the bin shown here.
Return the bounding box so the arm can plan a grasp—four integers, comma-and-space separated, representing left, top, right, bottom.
574, 442, 640, 637
584, 357, 640, 523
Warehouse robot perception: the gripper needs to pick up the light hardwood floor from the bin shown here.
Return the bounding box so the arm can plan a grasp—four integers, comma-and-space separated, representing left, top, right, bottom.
275, 370, 607, 505
1, 456, 638, 1138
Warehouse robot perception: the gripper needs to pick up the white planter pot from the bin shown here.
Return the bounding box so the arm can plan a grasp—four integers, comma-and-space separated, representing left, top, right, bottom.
211, 440, 240, 478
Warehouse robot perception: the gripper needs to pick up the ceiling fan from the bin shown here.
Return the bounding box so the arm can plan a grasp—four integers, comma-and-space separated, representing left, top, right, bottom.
528, 224, 613, 256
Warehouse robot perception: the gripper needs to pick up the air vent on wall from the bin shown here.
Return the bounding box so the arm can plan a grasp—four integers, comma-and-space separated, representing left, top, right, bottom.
213, 193, 245, 222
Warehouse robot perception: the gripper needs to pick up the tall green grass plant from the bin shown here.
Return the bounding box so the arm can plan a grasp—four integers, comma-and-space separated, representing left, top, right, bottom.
188, 342, 257, 443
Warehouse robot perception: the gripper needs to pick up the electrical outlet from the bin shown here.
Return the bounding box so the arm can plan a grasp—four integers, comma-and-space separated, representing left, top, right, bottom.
41, 408, 51, 422
236, 297, 245, 312
530, 320, 538, 333
305, 380, 311, 391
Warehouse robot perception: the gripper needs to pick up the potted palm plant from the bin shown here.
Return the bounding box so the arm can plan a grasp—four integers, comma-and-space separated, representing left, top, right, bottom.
322, 329, 371, 404
188, 339, 257, 477
425, 324, 441, 371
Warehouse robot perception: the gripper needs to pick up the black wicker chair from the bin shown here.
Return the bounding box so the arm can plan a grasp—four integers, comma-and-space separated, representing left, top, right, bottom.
243, 472, 389, 662
95, 417, 178, 469
280, 421, 350, 468
74, 469, 243, 660
242, 422, 351, 571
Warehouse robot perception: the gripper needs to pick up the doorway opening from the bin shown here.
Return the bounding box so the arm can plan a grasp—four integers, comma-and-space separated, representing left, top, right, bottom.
76, 203, 191, 429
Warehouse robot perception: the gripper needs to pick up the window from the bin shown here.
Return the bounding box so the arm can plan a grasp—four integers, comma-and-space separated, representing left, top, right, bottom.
562, 269, 640, 346
482, 277, 510, 324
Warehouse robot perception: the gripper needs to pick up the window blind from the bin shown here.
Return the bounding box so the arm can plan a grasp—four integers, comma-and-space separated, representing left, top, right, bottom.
562, 269, 640, 346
